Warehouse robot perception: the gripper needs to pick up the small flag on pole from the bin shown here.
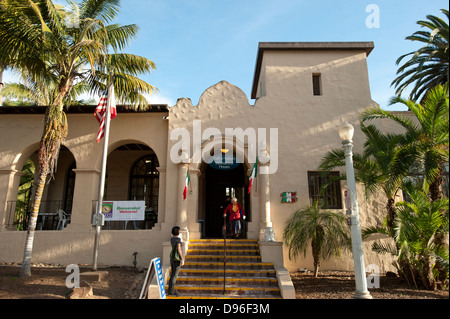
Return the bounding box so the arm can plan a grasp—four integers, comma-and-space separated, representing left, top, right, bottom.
183, 169, 190, 200
94, 89, 117, 143
248, 158, 258, 194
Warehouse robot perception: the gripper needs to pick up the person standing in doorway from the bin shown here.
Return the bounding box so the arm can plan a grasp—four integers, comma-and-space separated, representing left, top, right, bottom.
224, 197, 246, 238
168, 226, 184, 296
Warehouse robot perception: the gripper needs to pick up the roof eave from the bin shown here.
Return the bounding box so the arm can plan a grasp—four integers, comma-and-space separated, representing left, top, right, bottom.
0, 104, 170, 114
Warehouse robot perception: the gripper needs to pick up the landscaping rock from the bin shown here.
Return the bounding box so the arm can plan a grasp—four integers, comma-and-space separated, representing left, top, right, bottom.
67, 281, 93, 299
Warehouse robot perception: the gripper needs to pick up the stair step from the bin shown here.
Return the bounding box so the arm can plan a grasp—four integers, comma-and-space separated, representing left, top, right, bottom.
168, 239, 282, 299
190, 239, 258, 245
188, 249, 260, 255
167, 285, 281, 296
188, 245, 259, 251
173, 276, 278, 287
186, 255, 261, 262
183, 262, 274, 270
179, 269, 276, 278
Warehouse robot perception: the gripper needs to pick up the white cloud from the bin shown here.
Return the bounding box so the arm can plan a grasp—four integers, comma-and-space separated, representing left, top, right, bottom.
144, 92, 175, 107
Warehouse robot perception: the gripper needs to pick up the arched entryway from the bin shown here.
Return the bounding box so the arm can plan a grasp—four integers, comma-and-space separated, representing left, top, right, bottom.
5, 145, 76, 231
102, 142, 160, 230
203, 161, 250, 239
191, 136, 256, 239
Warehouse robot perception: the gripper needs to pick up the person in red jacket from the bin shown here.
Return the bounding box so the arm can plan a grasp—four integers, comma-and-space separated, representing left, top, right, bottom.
223, 197, 246, 238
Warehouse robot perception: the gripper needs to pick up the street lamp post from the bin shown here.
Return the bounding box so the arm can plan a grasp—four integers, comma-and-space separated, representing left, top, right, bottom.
339, 122, 372, 299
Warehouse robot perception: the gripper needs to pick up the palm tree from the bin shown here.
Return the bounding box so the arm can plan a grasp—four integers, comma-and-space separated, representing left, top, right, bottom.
15, 159, 35, 231
396, 187, 449, 290
283, 203, 350, 277
361, 84, 449, 201
319, 123, 415, 230
0, 0, 157, 277
392, 9, 449, 102
1, 77, 94, 106
364, 184, 449, 290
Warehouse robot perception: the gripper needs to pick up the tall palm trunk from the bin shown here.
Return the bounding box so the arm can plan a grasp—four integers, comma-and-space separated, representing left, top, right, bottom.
311, 226, 324, 278
311, 240, 320, 278
19, 99, 68, 277
386, 198, 396, 231
429, 167, 448, 284
313, 256, 320, 278
429, 169, 444, 201
19, 170, 47, 277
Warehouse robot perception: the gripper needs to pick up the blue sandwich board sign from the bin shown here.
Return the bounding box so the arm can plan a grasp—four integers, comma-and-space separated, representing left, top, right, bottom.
139, 257, 166, 299
154, 258, 166, 299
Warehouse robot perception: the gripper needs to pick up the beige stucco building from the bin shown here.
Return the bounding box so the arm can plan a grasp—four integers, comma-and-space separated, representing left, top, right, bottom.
0, 42, 405, 274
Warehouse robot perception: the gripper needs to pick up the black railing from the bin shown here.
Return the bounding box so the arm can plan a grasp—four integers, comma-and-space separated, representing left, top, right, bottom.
4, 200, 71, 231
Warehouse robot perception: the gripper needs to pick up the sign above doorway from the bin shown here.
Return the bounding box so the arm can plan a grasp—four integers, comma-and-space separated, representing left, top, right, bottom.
208, 155, 240, 171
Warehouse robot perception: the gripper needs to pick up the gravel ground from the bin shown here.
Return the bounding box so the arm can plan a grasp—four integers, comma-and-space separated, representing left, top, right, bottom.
0, 265, 448, 299
291, 270, 449, 299
0, 265, 144, 299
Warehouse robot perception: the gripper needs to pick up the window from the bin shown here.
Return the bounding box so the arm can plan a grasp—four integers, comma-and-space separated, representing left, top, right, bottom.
308, 171, 342, 209
129, 154, 160, 213
312, 74, 322, 96
63, 161, 76, 215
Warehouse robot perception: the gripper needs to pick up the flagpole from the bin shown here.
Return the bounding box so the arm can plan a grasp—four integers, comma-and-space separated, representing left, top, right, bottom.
92, 80, 114, 271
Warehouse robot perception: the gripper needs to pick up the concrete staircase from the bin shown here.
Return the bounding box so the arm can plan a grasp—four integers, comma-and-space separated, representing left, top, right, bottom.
166, 239, 283, 299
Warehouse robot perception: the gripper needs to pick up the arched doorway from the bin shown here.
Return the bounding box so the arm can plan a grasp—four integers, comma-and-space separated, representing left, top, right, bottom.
204, 162, 250, 238
103, 143, 160, 230
6, 145, 76, 231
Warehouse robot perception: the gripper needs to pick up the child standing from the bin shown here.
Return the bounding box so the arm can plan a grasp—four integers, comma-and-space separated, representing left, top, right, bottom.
168, 226, 184, 296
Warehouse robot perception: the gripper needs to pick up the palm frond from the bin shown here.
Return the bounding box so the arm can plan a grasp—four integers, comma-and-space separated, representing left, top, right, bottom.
79, 0, 120, 23
392, 9, 449, 102
371, 241, 398, 257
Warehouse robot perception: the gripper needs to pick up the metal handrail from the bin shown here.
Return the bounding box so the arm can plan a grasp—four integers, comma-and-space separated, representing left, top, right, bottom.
222, 215, 227, 294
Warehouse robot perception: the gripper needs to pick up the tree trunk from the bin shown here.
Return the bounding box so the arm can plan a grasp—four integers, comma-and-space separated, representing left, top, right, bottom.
429, 170, 443, 201
313, 260, 320, 278
19, 170, 47, 277
429, 168, 448, 284
18, 100, 67, 277
386, 198, 396, 231
311, 240, 321, 278
418, 254, 436, 291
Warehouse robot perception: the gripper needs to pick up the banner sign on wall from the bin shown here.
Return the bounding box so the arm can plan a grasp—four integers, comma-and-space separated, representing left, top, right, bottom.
280, 192, 297, 203
101, 201, 145, 221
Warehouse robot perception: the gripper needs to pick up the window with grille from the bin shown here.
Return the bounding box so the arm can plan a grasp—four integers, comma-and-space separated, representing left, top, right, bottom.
129, 154, 159, 213
63, 161, 76, 215
307, 171, 342, 209
312, 74, 322, 96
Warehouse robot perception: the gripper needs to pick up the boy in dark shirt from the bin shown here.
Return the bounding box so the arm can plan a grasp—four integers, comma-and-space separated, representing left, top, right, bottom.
168, 226, 184, 296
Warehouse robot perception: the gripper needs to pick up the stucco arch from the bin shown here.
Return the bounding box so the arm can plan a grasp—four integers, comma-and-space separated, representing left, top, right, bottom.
92, 139, 162, 170
197, 80, 251, 108
191, 134, 257, 175
10, 142, 40, 172
11, 142, 78, 173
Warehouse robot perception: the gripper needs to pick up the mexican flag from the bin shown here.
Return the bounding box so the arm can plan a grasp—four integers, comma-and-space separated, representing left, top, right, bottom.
248, 158, 258, 194
183, 169, 190, 200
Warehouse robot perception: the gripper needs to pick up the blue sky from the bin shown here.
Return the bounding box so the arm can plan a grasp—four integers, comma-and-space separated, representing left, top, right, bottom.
3, 0, 449, 110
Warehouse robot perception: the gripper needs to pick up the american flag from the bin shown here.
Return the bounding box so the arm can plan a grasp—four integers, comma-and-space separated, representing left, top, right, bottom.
94, 89, 117, 143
